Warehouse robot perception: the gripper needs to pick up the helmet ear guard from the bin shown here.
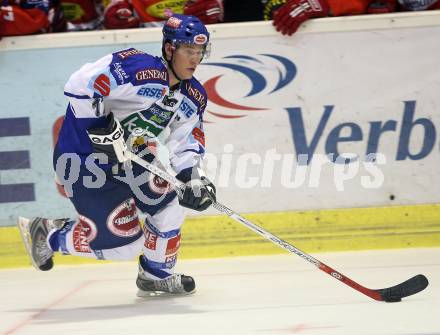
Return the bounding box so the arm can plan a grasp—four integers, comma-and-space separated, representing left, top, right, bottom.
162, 42, 175, 62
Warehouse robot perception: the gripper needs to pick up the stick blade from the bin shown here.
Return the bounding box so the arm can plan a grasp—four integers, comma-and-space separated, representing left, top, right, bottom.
377, 274, 429, 302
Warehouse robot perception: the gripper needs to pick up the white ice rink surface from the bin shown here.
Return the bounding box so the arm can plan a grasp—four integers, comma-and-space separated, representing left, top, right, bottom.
1, 248, 439, 335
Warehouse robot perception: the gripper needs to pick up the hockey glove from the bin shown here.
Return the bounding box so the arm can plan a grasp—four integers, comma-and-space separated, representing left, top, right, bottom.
176, 168, 216, 212
398, 0, 440, 10
272, 0, 329, 36
104, 0, 140, 29
367, 0, 396, 13
87, 112, 128, 164
183, 0, 224, 24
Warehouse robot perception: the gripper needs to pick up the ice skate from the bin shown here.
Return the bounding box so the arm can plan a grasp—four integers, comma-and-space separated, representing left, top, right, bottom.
17, 217, 66, 271
136, 256, 196, 297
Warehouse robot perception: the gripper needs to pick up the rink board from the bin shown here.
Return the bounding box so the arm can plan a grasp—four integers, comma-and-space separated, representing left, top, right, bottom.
0, 13, 440, 227
1, 204, 439, 269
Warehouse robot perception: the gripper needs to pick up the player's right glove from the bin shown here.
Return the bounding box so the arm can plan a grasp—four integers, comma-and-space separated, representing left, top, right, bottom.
272, 0, 329, 36
176, 167, 216, 212
87, 112, 128, 164
183, 0, 224, 24
103, 0, 140, 29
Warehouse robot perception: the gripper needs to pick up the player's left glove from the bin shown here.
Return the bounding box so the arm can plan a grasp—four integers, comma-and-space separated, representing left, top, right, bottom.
183, 0, 224, 24
176, 167, 216, 212
272, 0, 329, 36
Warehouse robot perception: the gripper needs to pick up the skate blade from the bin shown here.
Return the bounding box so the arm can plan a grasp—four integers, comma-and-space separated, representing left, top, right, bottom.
136, 289, 196, 298
17, 217, 39, 270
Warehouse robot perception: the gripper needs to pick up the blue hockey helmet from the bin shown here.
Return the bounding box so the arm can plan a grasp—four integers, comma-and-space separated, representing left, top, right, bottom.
162, 14, 210, 49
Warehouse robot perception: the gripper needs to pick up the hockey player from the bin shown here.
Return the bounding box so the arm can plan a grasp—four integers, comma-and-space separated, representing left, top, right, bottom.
1, 0, 66, 36
17, 14, 216, 296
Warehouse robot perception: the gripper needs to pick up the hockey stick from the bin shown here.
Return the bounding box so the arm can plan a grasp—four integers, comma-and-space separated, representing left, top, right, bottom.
126, 151, 429, 302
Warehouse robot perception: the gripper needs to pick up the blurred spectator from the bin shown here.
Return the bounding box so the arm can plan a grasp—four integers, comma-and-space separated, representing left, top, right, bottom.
267, 0, 440, 36
184, 0, 223, 24
60, 0, 102, 30
1, 0, 66, 36
268, 0, 383, 36
103, 0, 139, 29
129, 0, 180, 27
103, 0, 223, 29
3, 0, 438, 37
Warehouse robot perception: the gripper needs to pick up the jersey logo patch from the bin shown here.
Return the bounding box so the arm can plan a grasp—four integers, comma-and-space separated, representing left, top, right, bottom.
93, 74, 111, 96
192, 127, 205, 147
149, 175, 172, 195
185, 82, 206, 111
179, 98, 197, 118
116, 48, 145, 60
165, 234, 181, 255
137, 86, 164, 99
73, 215, 98, 253
135, 69, 167, 82
162, 95, 178, 107
112, 62, 129, 85
107, 199, 141, 238
143, 230, 158, 250
121, 104, 174, 138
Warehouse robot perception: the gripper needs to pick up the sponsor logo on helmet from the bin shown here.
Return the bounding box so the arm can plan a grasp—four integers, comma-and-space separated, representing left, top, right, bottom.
166, 16, 182, 28
73, 215, 97, 253
107, 199, 141, 237
194, 34, 208, 45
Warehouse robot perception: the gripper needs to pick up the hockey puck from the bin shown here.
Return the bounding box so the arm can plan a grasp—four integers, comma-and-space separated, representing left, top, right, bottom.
384, 297, 402, 303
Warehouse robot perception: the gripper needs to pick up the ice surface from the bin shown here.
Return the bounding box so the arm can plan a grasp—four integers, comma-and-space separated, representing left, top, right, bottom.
0, 248, 439, 335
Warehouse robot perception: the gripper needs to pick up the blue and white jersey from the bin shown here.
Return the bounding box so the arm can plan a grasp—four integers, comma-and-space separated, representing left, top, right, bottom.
56, 48, 207, 174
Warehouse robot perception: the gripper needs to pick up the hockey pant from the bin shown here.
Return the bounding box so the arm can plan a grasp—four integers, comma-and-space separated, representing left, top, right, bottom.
51, 151, 185, 278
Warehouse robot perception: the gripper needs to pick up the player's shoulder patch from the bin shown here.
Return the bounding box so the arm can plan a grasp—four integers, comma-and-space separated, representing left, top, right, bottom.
182, 77, 207, 114
110, 49, 165, 86
114, 48, 147, 60
187, 77, 207, 96
132, 56, 168, 86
